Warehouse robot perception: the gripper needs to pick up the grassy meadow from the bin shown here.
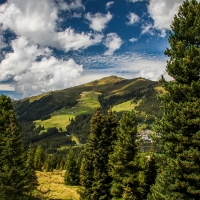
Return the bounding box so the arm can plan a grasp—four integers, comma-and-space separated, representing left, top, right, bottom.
112, 100, 136, 112
35, 171, 80, 200
113, 100, 152, 132
34, 91, 100, 133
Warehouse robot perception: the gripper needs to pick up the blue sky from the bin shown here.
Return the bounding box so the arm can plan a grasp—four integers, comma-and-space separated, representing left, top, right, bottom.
0, 0, 186, 99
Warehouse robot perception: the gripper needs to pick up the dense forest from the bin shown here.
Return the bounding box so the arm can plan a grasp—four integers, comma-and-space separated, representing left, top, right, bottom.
0, 0, 200, 199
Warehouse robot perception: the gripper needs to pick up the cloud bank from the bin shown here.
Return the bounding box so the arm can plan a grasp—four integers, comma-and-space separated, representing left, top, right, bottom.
0, 36, 83, 97
0, 0, 102, 51
0, 0, 189, 98
0, 0, 102, 97
73, 52, 168, 86
147, 0, 187, 36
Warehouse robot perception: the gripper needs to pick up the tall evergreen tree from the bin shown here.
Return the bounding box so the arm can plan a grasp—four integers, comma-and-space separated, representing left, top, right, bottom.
26, 144, 36, 169
25, 144, 38, 196
0, 95, 37, 199
80, 108, 118, 200
109, 110, 144, 200
43, 154, 51, 172
64, 148, 79, 186
34, 145, 45, 171
144, 144, 157, 199
149, 0, 200, 199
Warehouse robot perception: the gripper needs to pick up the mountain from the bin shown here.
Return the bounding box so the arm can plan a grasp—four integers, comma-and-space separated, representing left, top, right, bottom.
13, 76, 164, 149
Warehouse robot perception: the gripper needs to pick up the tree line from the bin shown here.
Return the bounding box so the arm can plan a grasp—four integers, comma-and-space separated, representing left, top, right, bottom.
64, 1, 200, 199
0, 0, 200, 199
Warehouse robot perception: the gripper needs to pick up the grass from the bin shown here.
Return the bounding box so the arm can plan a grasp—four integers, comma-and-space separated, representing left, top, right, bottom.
112, 100, 136, 112
138, 123, 149, 132
71, 135, 80, 145
36, 171, 80, 200
29, 92, 50, 103
112, 100, 152, 132
58, 144, 85, 151
105, 78, 152, 98
84, 75, 124, 86
34, 91, 100, 133
155, 86, 167, 94
112, 99, 143, 112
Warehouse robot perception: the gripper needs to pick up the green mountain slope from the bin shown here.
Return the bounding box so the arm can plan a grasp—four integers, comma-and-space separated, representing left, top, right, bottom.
13, 76, 163, 147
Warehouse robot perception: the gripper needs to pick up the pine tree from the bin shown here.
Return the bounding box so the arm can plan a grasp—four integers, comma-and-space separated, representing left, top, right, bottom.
43, 154, 51, 172
149, 0, 200, 199
26, 144, 36, 169
80, 108, 118, 200
79, 149, 94, 200
144, 144, 157, 199
109, 110, 145, 200
34, 145, 45, 171
64, 148, 79, 186
0, 95, 37, 199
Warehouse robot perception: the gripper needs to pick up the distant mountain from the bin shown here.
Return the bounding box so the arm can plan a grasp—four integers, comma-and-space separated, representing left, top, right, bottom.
12, 76, 164, 148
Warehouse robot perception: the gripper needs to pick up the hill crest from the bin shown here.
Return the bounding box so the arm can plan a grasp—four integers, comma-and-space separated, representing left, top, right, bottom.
83, 75, 125, 86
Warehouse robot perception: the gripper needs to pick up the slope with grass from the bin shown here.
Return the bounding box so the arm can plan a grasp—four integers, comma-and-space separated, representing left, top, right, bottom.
35, 171, 80, 200
112, 100, 137, 112
13, 76, 162, 149
34, 91, 100, 133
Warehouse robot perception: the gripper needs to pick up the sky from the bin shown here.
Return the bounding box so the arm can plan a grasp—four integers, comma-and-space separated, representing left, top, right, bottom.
0, 0, 188, 99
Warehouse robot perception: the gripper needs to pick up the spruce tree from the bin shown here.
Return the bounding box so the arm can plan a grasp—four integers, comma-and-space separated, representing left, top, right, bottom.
80, 108, 118, 200
144, 144, 157, 199
26, 144, 36, 169
64, 148, 79, 186
79, 148, 94, 200
34, 144, 45, 171
43, 154, 51, 172
0, 95, 37, 199
26, 144, 38, 195
109, 110, 144, 200
149, 0, 200, 199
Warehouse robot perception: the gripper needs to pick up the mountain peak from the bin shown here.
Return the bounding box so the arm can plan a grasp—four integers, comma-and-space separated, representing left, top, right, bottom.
84, 75, 125, 86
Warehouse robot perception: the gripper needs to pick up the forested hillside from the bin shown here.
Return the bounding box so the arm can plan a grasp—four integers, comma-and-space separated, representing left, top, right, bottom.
1, 0, 199, 199
13, 76, 162, 149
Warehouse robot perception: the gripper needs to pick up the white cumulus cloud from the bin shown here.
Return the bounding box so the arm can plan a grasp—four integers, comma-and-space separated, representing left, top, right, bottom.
106, 2, 114, 9
0, 37, 83, 97
129, 0, 144, 3
147, 0, 185, 36
104, 33, 123, 55
141, 23, 154, 35
85, 12, 112, 32
0, 0, 103, 97
0, 27, 7, 50
127, 12, 140, 25
129, 38, 138, 43
0, 0, 101, 51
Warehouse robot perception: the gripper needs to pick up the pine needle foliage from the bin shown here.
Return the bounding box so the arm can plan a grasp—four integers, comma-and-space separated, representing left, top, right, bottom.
0, 95, 37, 199
149, 1, 200, 199
109, 110, 145, 200
64, 148, 79, 186
80, 108, 118, 200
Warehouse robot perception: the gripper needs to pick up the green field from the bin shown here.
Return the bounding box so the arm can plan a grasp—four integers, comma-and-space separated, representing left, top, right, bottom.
35, 90, 153, 134
35, 171, 80, 200
29, 92, 50, 103
112, 100, 136, 112
35, 91, 100, 133
112, 100, 152, 132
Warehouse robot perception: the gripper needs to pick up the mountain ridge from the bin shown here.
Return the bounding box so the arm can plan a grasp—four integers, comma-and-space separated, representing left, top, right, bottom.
12, 75, 163, 148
